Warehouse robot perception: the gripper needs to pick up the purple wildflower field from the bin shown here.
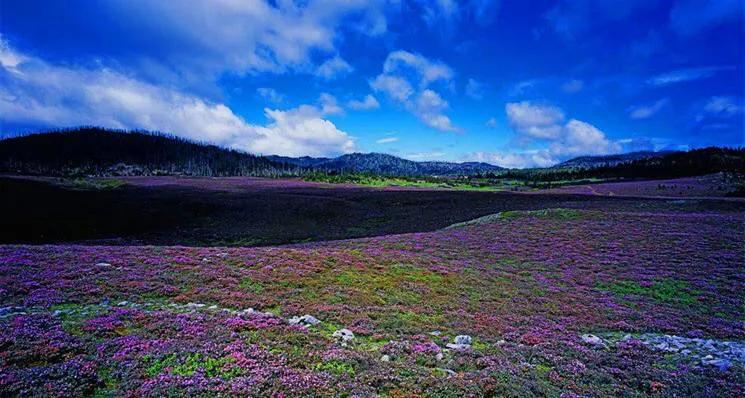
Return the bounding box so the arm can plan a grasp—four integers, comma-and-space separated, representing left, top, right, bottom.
1, 196, 743, 396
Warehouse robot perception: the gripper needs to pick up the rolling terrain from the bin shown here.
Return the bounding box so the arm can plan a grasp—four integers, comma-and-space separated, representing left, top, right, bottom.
1, 203, 743, 396
1, 129, 744, 397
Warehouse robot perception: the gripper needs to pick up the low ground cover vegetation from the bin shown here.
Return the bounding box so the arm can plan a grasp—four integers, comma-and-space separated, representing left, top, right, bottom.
1, 207, 743, 396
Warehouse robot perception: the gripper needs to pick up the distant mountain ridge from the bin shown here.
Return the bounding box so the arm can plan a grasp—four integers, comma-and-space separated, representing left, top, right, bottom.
271, 152, 505, 176
554, 151, 677, 169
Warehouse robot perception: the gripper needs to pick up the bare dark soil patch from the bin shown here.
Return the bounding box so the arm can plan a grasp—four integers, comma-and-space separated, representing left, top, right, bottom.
2, 176, 743, 246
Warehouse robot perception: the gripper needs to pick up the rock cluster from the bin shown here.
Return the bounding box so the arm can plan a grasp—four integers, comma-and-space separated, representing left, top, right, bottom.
631, 333, 745, 371
446, 334, 472, 350
288, 314, 321, 326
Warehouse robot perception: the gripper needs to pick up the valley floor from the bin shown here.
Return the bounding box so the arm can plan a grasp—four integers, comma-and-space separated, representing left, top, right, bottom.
1, 198, 744, 396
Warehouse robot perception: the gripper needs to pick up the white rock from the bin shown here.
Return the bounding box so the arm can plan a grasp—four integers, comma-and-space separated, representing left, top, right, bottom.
580, 334, 606, 348
289, 314, 321, 326
95, 262, 112, 267
435, 352, 444, 361
446, 343, 471, 350
454, 335, 472, 345
380, 355, 390, 362
332, 328, 355, 344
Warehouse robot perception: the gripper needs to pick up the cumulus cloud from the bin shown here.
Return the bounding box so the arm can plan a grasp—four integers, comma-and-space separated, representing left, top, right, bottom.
505, 102, 565, 139
553, 119, 620, 158
468, 150, 556, 169
628, 98, 669, 119
471, 101, 621, 168
347, 94, 380, 110
0, 41, 354, 157
319, 93, 344, 116
370, 75, 414, 102
315, 56, 353, 80
485, 117, 497, 128
19, 0, 391, 91
382, 50, 454, 88
371, 50, 461, 132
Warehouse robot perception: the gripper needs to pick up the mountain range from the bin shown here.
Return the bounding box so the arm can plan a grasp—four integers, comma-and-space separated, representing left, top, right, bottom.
1, 128, 722, 178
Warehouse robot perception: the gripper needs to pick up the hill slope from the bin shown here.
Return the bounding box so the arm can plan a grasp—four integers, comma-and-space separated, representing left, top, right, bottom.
0, 128, 295, 177
555, 151, 676, 169
0, 129, 504, 177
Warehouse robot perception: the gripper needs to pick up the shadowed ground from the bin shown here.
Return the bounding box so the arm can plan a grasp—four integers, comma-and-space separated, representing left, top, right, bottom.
2, 176, 743, 246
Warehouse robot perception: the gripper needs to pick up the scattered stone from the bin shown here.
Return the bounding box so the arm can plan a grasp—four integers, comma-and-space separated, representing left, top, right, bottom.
332, 328, 355, 345
208, 305, 218, 310
429, 331, 441, 336
117, 301, 129, 306
95, 262, 111, 267
435, 352, 444, 361
702, 357, 732, 371
580, 334, 607, 349
380, 355, 390, 362
446, 335, 473, 350
454, 335, 472, 345
289, 314, 321, 326
185, 302, 206, 309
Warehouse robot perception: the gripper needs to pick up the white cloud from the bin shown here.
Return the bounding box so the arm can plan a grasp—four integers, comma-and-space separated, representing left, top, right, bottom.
505, 101, 565, 139
315, 56, 353, 80
647, 66, 733, 86
405, 151, 446, 160
371, 50, 461, 132
370, 74, 414, 102
256, 87, 284, 104
376, 136, 399, 144
480, 101, 621, 168
465, 78, 484, 99
382, 50, 454, 88
409, 90, 460, 132
0, 41, 354, 157
319, 93, 343, 115
704, 96, 743, 116
552, 119, 620, 158
102, 0, 390, 80
468, 150, 556, 169
628, 98, 669, 119
510, 79, 538, 96
485, 117, 497, 128
347, 94, 380, 110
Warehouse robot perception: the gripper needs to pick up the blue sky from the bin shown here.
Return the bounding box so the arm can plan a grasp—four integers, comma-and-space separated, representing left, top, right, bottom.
0, 0, 742, 167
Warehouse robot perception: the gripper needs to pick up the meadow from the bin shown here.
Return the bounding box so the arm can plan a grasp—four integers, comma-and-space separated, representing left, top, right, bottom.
1, 175, 743, 397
